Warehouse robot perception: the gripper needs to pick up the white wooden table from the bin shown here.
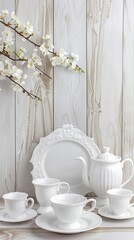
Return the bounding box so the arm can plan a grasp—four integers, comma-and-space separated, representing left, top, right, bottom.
0, 202, 134, 240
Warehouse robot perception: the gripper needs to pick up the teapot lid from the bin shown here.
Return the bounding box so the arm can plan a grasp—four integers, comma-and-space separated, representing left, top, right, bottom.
96, 147, 120, 162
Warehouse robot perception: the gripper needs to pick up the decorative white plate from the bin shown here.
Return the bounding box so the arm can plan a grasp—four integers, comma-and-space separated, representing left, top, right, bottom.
35, 211, 102, 234
30, 124, 100, 195
98, 206, 134, 220
0, 209, 37, 222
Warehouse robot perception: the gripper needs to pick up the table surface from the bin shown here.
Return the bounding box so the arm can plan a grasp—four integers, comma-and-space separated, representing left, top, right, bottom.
0, 201, 134, 240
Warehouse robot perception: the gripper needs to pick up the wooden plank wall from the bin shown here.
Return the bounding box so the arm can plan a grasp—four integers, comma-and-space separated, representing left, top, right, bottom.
123, 0, 134, 189
0, 0, 134, 197
0, 0, 15, 196
87, 0, 123, 156
54, 0, 86, 132
15, 0, 53, 196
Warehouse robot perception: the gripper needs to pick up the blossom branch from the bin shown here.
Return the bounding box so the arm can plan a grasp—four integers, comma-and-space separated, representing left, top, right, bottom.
0, 10, 84, 100
0, 50, 26, 61
7, 75, 41, 101
0, 18, 84, 73
35, 65, 51, 79
0, 20, 40, 47
0, 50, 52, 79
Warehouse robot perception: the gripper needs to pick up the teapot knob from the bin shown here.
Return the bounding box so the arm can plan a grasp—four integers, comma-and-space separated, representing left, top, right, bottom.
103, 147, 110, 153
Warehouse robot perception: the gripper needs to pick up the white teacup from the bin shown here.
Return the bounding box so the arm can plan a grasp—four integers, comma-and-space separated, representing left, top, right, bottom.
3, 192, 34, 219
107, 188, 134, 215
32, 178, 70, 214
50, 193, 96, 230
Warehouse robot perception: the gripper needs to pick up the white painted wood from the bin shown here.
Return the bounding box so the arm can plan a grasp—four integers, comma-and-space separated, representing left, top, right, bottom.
87, 0, 123, 156
122, 0, 134, 191
54, 0, 86, 133
15, 0, 53, 196
0, 0, 15, 197
0, 229, 134, 240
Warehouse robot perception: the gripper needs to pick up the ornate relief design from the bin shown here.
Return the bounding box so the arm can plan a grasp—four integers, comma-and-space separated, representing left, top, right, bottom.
30, 124, 100, 179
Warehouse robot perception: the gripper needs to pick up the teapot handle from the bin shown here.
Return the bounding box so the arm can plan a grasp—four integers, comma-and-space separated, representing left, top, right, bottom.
121, 158, 134, 187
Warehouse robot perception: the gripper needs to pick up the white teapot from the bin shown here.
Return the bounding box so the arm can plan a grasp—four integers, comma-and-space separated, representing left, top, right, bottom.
76, 147, 134, 206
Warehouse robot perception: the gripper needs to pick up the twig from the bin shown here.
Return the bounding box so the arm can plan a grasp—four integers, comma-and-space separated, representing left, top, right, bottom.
0, 51, 52, 79
7, 75, 41, 101
0, 50, 27, 61
35, 65, 51, 78
0, 20, 40, 47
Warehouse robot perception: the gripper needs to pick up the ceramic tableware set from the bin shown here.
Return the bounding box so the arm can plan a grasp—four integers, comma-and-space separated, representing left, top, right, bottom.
0, 125, 134, 234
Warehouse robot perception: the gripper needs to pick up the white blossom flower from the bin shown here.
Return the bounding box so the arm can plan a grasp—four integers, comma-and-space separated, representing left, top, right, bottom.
58, 48, 68, 58
0, 10, 9, 19
1, 67, 11, 77
62, 58, 70, 67
42, 34, 51, 40
40, 34, 54, 56
20, 80, 25, 85
6, 60, 13, 73
0, 60, 27, 85
11, 72, 26, 91
12, 66, 23, 80
0, 60, 12, 77
15, 21, 26, 35
32, 52, 42, 66
11, 12, 17, 21
17, 47, 27, 59
11, 12, 22, 27
2, 29, 14, 45
70, 60, 77, 69
26, 21, 33, 35
20, 21, 33, 37
5, 44, 13, 53
0, 38, 4, 51
70, 52, 79, 62
50, 56, 63, 66
40, 43, 50, 56
27, 58, 35, 68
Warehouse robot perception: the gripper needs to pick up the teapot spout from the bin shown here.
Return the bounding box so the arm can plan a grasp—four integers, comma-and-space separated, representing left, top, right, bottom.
75, 156, 90, 189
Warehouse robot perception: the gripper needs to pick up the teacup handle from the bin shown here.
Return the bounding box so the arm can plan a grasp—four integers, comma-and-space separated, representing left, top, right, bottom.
26, 198, 34, 210
59, 182, 70, 193
130, 194, 134, 207
121, 158, 134, 187
83, 198, 96, 213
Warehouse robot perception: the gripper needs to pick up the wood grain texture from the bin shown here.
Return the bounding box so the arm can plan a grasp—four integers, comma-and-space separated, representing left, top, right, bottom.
0, 229, 134, 240
87, 0, 123, 155
122, 0, 134, 190
15, 0, 53, 195
54, 0, 86, 133
0, 0, 15, 197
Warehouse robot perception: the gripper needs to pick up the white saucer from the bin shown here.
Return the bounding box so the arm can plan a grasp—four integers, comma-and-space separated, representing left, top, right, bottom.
98, 206, 134, 220
0, 209, 37, 222
35, 211, 102, 234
